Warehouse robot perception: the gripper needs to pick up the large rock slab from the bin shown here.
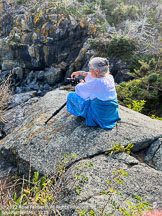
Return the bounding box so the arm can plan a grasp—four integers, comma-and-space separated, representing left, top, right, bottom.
62, 153, 162, 215
0, 89, 162, 176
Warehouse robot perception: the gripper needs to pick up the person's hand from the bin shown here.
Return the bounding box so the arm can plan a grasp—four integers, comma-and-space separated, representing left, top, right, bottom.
71, 71, 80, 79
79, 79, 85, 83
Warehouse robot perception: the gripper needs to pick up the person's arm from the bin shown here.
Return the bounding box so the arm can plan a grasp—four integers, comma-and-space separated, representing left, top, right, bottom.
71, 71, 89, 79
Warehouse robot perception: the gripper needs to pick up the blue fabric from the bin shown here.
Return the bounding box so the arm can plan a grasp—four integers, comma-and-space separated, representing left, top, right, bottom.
67, 92, 121, 129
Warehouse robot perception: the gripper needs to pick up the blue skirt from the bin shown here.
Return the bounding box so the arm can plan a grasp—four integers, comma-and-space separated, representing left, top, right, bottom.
67, 92, 121, 129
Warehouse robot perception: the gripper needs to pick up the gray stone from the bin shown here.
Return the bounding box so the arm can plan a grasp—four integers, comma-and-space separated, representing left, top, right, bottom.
151, 141, 162, 171
27, 79, 37, 89
31, 83, 40, 91
15, 86, 22, 94
0, 121, 5, 140
12, 67, 24, 81
13, 91, 37, 105
4, 97, 39, 135
28, 70, 35, 81
145, 138, 162, 171
44, 83, 51, 91
44, 68, 62, 86
37, 71, 45, 81
0, 89, 161, 178
2, 60, 20, 71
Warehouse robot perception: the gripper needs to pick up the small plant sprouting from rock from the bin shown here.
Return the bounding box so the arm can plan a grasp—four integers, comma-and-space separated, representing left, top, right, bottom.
150, 115, 162, 121
105, 142, 134, 155
78, 169, 152, 216
74, 161, 93, 195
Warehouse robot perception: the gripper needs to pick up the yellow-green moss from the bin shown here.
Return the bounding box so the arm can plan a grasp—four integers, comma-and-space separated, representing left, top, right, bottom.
13, 149, 17, 154
41, 22, 49, 36
34, 10, 44, 25
57, 17, 64, 27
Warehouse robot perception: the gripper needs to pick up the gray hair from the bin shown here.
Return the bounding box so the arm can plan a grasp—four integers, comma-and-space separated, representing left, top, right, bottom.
89, 57, 110, 75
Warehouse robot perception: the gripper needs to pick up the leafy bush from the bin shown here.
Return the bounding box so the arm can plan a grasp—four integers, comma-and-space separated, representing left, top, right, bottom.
111, 3, 139, 25
117, 51, 162, 117
90, 37, 137, 62
107, 37, 137, 61
117, 74, 161, 116
127, 100, 146, 112
150, 115, 162, 121
148, 73, 158, 83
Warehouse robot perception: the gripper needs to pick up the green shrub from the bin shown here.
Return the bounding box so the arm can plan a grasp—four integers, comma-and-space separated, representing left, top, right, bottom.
16, 0, 25, 5
90, 37, 137, 62
148, 73, 158, 82
127, 100, 146, 112
107, 37, 137, 61
150, 115, 162, 120
117, 74, 161, 116
111, 3, 139, 25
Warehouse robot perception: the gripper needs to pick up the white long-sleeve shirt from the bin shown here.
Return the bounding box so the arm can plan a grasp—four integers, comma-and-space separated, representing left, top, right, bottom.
75, 73, 117, 101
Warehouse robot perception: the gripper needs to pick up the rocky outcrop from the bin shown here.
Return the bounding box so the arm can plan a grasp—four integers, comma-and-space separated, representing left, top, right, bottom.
0, 88, 162, 213
0, 1, 134, 97
0, 1, 95, 94
0, 89, 162, 174
0, 3, 89, 70
0, 2, 13, 37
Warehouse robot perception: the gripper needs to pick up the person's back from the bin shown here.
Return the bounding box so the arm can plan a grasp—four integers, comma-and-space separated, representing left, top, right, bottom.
67, 57, 121, 129
75, 73, 117, 101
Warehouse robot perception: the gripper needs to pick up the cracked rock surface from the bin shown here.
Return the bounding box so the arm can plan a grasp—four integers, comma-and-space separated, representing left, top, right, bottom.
145, 138, 162, 171
0, 88, 162, 213
0, 89, 162, 177
62, 153, 162, 215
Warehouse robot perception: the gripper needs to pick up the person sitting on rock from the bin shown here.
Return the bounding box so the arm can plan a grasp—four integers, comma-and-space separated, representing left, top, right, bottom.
67, 57, 121, 129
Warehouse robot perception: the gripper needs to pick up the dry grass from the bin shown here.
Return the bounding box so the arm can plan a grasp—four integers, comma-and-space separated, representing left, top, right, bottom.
0, 174, 21, 211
